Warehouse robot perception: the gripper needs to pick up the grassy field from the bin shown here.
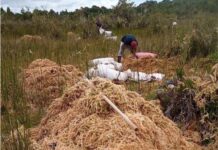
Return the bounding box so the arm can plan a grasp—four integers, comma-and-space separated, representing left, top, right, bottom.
1, 12, 218, 149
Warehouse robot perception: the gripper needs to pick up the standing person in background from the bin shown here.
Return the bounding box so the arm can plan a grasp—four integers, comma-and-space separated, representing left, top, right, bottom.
118, 34, 138, 63
96, 18, 104, 34
96, 18, 102, 29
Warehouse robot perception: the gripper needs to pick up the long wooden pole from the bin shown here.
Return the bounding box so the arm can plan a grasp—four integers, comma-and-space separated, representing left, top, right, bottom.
84, 78, 138, 131
102, 95, 138, 131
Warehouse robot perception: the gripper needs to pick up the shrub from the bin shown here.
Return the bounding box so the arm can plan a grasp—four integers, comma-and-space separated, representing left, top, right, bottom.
185, 28, 218, 61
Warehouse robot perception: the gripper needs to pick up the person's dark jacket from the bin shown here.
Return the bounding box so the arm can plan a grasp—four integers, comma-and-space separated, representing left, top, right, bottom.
96, 21, 102, 28
121, 35, 138, 46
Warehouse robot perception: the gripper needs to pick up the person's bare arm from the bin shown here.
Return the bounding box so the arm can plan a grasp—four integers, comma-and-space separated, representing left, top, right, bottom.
131, 49, 138, 59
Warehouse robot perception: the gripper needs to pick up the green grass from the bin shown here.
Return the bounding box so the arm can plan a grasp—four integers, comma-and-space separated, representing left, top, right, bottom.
209, 50, 218, 62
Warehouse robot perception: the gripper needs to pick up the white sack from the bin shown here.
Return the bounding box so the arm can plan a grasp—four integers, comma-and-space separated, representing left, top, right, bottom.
172, 22, 177, 26
112, 62, 122, 71
99, 27, 105, 35
149, 73, 165, 81
97, 64, 115, 70
88, 58, 164, 82
89, 57, 123, 71
105, 36, 117, 41
99, 27, 113, 37
129, 72, 165, 81
89, 57, 115, 66
88, 65, 128, 81
104, 31, 112, 37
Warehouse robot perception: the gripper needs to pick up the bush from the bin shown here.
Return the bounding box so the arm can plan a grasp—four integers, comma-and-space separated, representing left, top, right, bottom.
185, 28, 218, 61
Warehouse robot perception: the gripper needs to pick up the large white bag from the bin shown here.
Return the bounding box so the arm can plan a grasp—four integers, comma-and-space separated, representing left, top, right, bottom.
112, 62, 122, 71
88, 65, 128, 81
104, 31, 112, 37
105, 36, 117, 41
89, 57, 123, 71
99, 27, 105, 35
129, 72, 164, 81
89, 57, 115, 66
97, 64, 115, 70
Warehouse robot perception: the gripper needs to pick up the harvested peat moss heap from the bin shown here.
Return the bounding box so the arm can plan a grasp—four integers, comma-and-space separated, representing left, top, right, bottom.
30, 77, 200, 150
23, 59, 83, 108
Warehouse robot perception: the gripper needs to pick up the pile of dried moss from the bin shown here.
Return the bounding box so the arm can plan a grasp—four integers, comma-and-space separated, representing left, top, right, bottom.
29, 77, 200, 150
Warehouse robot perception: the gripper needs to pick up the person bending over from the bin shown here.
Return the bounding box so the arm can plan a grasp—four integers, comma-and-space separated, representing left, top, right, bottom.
117, 34, 138, 63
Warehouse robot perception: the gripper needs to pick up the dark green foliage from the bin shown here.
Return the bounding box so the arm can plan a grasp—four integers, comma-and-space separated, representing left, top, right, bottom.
184, 79, 195, 89
176, 67, 185, 80
1, 0, 218, 30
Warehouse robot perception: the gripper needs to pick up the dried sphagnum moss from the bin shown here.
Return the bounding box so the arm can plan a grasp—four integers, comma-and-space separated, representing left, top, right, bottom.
30, 77, 201, 150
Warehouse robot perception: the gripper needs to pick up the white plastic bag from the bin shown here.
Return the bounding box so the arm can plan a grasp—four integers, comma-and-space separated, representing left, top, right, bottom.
89, 57, 123, 71
129, 72, 150, 81
89, 57, 115, 66
105, 36, 117, 41
104, 31, 112, 37
149, 73, 165, 81
98, 65, 128, 81
129, 72, 165, 81
112, 62, 122, 71
88, 65, 128, 81
88, 58, 164, 82
99, 27, 105, 35
97, 64, 115, 70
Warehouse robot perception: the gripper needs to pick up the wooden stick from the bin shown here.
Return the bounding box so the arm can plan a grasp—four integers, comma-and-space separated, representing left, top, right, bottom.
84, 78, 138, 131
102, 95, 138, 131
136, 58, 141, 93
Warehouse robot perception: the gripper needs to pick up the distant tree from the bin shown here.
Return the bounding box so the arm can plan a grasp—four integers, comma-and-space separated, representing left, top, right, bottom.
6, 7, 13, 15
113, 0, 136, 27
49, 9, 57, 16
21, 8, 32, 20
137, 1, 157, 14
60, 9, 69, 16
33, 9, 48, 16
1, 7, 5, 14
